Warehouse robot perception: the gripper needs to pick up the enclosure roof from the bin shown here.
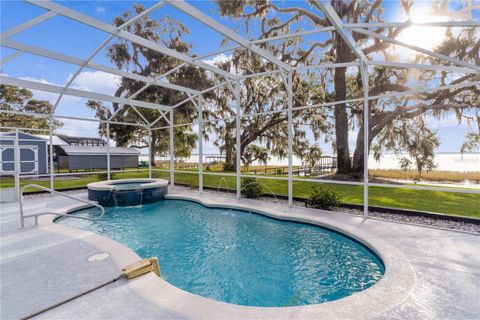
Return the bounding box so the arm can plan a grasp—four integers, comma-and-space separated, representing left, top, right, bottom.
56, 135, 106, 146
0, 0, 479, 128
59, 145, 140, 156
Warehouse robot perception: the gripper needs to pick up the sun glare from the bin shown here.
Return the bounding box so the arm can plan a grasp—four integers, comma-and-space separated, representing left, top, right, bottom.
396, 5, 449, 58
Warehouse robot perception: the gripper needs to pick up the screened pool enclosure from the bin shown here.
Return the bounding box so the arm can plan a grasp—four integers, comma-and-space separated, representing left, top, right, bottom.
1, 0, 479, 216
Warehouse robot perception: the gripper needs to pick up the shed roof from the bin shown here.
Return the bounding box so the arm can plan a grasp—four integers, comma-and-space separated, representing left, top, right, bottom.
59, 145, 140, 156
0, 131, 47, 141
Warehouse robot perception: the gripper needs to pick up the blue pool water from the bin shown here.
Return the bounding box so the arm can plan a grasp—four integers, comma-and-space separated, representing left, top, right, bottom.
112, 183, 143, 190
57, 200, 384, 307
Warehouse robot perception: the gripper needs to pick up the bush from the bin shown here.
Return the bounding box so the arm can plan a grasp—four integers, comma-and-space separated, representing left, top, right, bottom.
223, 163, 235, 172
241, 177, 263, 199
96, 172, 115, 181
306, 186, 340, 210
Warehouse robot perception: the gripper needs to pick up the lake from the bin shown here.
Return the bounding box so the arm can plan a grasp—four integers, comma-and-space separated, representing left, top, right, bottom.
142, 152, 480, 172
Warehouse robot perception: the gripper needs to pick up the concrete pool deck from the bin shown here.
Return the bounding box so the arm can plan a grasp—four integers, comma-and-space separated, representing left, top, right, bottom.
1, 189, 479, 319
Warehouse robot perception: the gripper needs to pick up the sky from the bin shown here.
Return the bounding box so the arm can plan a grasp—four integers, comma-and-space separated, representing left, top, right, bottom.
1, 0, 478, 156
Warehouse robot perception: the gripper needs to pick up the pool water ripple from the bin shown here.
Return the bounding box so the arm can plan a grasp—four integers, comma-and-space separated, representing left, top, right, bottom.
57, 200, 384, 307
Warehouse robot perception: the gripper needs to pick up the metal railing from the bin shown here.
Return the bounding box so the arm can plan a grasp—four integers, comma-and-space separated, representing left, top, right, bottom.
19, 184, 105, 228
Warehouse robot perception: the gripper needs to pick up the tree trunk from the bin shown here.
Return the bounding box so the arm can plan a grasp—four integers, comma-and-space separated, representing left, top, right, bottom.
150, 132, 156, 167
351, 125, 365, 179
333, 65, 351, 175
115, 131, 129, 147
224, 131, 235, 170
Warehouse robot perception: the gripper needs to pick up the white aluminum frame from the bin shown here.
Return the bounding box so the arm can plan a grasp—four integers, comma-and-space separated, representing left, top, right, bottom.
1, 0, 478, 216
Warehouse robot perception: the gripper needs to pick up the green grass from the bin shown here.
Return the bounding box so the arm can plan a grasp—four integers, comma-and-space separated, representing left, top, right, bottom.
157, 171, 480, 218
1, 171, 153, 192
2, 170, 479, 218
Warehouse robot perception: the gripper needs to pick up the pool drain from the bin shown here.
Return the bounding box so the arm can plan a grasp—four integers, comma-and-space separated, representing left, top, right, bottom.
88, 253, 110, 262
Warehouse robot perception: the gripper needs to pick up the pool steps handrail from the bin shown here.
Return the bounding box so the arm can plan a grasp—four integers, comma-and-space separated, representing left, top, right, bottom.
19, 184, 105, 228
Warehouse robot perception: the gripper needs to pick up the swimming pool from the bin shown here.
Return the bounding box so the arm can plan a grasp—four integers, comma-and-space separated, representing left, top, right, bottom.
56, 200, 384, 307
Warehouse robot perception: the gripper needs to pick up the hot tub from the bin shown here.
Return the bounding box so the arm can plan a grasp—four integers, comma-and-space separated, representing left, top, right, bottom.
87, 178, 168, 206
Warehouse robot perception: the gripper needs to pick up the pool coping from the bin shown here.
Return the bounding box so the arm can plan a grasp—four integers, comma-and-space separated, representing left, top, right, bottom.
86, 178, 169, 191
40, 190, 416, 319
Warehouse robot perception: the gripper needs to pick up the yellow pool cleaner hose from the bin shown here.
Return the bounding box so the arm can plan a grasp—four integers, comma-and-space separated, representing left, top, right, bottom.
21, 257, 161, 320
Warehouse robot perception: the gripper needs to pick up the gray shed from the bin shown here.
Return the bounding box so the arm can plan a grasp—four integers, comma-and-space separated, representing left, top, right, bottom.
0, 132, 48, 175
57, 145, 140, 171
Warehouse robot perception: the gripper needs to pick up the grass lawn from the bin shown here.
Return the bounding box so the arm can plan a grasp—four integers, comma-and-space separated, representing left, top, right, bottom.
2, 169, 479, 218
196, 173, 479, 218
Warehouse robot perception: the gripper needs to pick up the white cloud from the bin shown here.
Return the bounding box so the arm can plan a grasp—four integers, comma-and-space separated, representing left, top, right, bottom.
202, 53, 231, 67
425, 113, 463, 129
19, 76, 62, 86
95, 6, 106, 14
56, 118, 100, 137
17, 70, 120, 102
71, 70, 120, 96
11, 72, 119, 119
18, 76, 85, 107
201, 53, 242, 76
19, 76, 64, 104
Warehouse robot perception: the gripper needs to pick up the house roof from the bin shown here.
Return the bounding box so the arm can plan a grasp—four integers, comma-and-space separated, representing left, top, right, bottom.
59, 145, 140, 156
35, 134, 105, 147
35, 135, 69, 146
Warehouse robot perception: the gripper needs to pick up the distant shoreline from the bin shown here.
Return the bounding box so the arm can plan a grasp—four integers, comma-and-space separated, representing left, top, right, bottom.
140, 152, 480, 173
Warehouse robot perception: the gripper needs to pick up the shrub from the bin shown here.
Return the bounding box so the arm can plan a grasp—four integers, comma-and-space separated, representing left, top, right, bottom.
96, 172, 115, 181
206, 165, 212, 171
276, 168, 284, 175
223, 163, 235, 172
241, 177, 263, 199
306, 186, 340, 210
